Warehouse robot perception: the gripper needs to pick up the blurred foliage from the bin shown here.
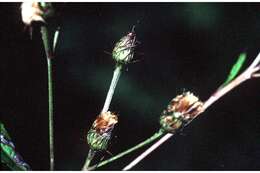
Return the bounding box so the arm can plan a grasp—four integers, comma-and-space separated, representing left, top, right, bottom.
1, 122, 30, 170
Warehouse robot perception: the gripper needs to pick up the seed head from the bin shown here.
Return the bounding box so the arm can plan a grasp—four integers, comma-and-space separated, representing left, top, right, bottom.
87, 112, 118, 151
160, 92, 203, 133
112, 32, 136, 64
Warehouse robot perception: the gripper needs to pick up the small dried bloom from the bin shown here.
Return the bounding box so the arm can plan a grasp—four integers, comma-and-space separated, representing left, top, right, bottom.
160, 115, 183, 133
160, 92, 203, 133
21, 2, 54, 25
87, 112, 118, 151
112, 32, 136, 64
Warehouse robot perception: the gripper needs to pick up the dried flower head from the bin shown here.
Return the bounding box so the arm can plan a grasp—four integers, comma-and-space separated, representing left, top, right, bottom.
160, 92, 203, 133
160, 115, 183, 133
112, 32, 136, 64
21, 2, 54, 26
87, 112, 118, 151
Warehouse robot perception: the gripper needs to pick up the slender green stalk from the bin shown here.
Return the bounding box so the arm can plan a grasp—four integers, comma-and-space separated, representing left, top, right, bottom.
47, 58, 54, 171
82, 64, 123, 170
41, 26, 54, 171
88, 129, 165, 170
101, 64, 123, 113
82, 149, 96, 170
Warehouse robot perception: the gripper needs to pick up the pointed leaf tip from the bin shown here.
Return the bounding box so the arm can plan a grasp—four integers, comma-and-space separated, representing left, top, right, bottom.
222, 52, 247, 86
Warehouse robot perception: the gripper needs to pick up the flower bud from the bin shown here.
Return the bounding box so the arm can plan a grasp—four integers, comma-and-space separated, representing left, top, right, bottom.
112, 32, 136, 64
160, 92, 203, 133
87, 112, 118, 151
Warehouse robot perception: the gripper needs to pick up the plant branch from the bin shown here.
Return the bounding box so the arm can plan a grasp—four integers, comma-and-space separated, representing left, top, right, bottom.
122, 52, 260, 170
41, 26, 54, 171
88, 129, 164, 170
81, 64, 123, 170
252, 73, 260, 78
82, 149, 96, 171
101, 64, 123, 113
202, 53, 260, 110
123, 132, 171, 171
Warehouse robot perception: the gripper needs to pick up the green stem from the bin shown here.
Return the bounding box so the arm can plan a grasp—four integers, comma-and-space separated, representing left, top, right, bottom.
88, 129, 165, 170
82, 149, 96, 170
47, 58, 54, 171
82, 64, 123, 170
101, 64, 123, 113
41, 26, 54, 171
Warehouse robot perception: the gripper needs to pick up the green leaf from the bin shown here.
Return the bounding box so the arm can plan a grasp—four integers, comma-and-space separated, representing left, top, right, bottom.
0, 122, 11, 140
222, 53, 247, 86
1, 143, 27, 170
1, 122, 30, 170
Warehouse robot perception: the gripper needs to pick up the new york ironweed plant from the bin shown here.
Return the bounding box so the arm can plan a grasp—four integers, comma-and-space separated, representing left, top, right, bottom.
1, 2, 260, 171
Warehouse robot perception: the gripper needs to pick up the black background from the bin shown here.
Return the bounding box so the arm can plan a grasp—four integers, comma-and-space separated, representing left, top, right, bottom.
1, 3, 260, 170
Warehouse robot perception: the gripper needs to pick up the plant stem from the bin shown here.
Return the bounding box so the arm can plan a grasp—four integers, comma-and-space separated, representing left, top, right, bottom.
101, 64, 123, 113
47, 58, 54, 171
82, 149, 96, 171
122, 53, 260, 170
82, 64, 123, 170
123, 133, 172, 171
88, 129, 165, 170
252, 73, 260, 78
41, 26, 54, 171
202, 55, 260, 110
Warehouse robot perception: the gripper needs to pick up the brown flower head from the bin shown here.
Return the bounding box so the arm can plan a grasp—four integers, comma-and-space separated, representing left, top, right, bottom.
160, 92, 203, 133
92, 111, 118, 134
167, 92, 203, 120
87, 112, 118, 151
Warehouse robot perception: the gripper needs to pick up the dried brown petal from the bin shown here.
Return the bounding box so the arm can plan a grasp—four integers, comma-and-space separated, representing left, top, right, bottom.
160, 92, 203, 133
167, 92, 203, 120
92, 111, 118, 134
160, 115, 182, 133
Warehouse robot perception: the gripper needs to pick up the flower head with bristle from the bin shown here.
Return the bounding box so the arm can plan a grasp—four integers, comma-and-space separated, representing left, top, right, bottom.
112, 31, 136, 64
87, 112, 118, 151
160, 92, 203, 133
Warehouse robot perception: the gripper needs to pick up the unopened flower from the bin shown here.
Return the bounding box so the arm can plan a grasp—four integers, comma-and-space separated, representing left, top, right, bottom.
160, 92, 203, 133
112, 32, 136, 64
87, 111, 118, 151
21, 2, 54, 26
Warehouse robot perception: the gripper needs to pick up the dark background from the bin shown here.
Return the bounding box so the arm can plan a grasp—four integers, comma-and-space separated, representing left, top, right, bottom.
1, 3, 260, 170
